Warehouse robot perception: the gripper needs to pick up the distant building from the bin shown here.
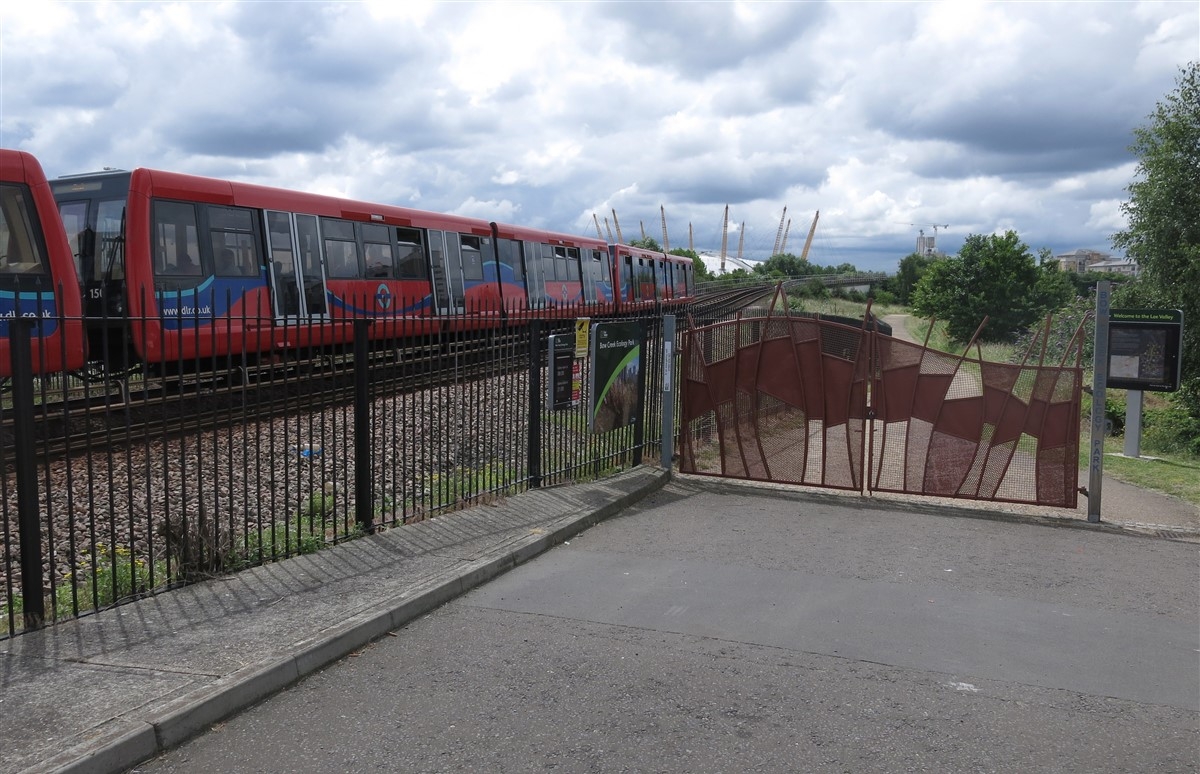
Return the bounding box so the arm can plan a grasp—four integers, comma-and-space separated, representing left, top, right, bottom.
1054, 249, 1138, 276
697, 251, 760, 275
1089, 258, 1140, 276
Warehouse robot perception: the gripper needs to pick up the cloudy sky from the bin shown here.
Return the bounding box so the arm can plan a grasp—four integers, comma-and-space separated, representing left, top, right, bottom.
2, 1, 1196, 272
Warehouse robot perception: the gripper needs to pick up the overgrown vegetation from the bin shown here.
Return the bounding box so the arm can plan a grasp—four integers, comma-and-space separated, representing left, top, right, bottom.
1109, 61, 1200, 456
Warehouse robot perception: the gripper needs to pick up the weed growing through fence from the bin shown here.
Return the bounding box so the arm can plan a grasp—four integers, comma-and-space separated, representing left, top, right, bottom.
1, 544, 169, 636
411, 462, 517, 518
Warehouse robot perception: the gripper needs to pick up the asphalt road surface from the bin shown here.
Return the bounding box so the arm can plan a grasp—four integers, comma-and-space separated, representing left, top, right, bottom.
133, 480, 1199, 774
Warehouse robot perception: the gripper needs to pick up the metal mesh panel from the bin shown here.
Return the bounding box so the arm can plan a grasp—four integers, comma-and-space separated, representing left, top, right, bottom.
681, 308, 1084, 508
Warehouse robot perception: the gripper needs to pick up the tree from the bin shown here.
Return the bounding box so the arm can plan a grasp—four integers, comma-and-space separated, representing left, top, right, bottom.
752, 253, 810, 277
669, 247, 712, 283
889, 252, 935, 305
910, 231, 1066, 343
628, 237, 662, 250
1111, 61, 1200, 420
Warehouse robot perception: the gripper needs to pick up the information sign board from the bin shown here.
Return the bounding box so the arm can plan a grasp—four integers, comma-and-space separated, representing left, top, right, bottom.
1105, 308, 1184, 392
548, 334, 578, 410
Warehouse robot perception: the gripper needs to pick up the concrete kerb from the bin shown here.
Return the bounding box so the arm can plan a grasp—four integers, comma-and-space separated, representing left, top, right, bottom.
30, 467, 671, 774
674, 473, 1200, 543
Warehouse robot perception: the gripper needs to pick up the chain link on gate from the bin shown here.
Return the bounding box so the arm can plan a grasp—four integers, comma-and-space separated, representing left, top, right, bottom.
679, 290, 1086, 509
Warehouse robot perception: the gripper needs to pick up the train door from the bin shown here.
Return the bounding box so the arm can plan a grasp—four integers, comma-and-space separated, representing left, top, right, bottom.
58, 195, 126, 321
621, 252, 653, 302
454, 233, 485, 309
494, 237, 527, 311
618, 251, 635, 302
555, 246, 582, 304
265, 211, 327, 320
426, 229, 462, 314
521, 240, 546, 309
582, 249, 607, 304
53, 172, 130, 322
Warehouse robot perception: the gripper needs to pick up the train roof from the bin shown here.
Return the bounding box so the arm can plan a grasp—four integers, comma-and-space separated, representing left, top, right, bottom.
0, 148, 52, 184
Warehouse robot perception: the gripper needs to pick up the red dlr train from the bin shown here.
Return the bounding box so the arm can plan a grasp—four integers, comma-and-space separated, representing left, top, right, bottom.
40, 163, 694, 374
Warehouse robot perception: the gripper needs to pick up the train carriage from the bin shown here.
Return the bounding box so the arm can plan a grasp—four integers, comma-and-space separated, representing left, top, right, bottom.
0, 150, 85, 377
490, 222, 613, 317
608, 242, 694, 312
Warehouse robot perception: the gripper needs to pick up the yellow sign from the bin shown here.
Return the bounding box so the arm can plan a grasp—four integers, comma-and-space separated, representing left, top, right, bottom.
575, 318, 591, 358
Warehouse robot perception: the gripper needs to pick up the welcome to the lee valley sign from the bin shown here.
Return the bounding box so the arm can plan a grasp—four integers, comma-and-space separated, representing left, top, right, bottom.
1105, 308, 1184, 393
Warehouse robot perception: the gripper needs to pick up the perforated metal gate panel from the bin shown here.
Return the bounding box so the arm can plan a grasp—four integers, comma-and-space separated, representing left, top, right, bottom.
679, 306, 1083, 508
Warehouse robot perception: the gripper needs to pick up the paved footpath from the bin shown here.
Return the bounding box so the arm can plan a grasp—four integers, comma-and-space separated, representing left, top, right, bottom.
128, 475, 1197, 774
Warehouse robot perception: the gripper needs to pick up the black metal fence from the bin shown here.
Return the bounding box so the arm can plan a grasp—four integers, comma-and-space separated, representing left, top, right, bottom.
1, 303, 691, 639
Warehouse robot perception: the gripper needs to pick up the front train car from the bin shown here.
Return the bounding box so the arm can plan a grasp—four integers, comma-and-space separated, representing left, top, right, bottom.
0, 149, 84, 377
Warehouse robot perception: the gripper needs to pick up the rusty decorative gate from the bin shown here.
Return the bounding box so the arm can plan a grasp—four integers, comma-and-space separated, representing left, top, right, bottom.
679, 299, 1086, 508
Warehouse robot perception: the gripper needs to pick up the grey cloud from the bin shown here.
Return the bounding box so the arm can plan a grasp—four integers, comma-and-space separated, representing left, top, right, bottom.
595, 2, 828, 76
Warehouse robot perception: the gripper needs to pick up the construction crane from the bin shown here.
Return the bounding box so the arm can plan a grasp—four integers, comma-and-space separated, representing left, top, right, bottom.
900, 222, 949, 255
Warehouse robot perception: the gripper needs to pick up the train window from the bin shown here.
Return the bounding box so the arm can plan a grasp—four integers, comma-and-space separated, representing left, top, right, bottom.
394, 227, 427, 280
322, 218, 355, 241
365, 243, 393, 278
96, 199, 126, 280
321, 218, 360, 278
360, 223, 388, 243
296, 216, 322, 279
209, 206, 253, 232
325, 240, 360, 278
153, 200, 202, 278
209, 206, 258, 277
539, 243, 556, 281
212, 237, 257, 276
496, 238, 523, 283
555, 246, 581, 281
267, 211, 296, 275
57, 200, 88, 280
460, 235, 483, 281
0, 184, 47, 275
359, 223, 392, 278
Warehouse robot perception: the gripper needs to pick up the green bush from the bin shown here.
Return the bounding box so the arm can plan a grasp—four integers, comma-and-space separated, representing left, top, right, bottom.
1143, 399, 1200, 456
1105, 394, 1127, 436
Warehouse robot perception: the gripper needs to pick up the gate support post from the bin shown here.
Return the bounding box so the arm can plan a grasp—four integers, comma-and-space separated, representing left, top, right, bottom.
660, 315, 676, 470
10, 319, 44, 629
353, 319, 375, 534
1087, 281, 1111, 523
